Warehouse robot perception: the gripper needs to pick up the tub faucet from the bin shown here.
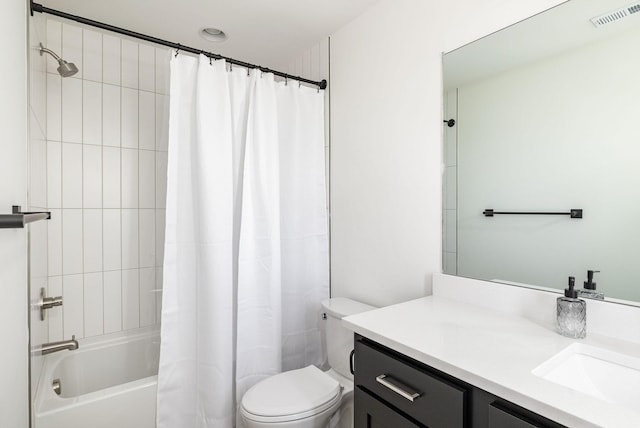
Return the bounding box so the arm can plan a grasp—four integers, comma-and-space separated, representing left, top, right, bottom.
39, 335, 79, 355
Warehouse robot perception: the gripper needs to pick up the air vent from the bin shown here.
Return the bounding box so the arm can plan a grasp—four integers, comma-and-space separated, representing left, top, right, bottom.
590, 2, 640, 27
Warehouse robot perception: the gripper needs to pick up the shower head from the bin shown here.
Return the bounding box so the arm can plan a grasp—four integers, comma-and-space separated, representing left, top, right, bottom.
39, 43, 79, 77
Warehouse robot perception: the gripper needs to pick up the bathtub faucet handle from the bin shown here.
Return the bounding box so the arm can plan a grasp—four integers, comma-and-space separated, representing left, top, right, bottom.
39, 287, 63, 321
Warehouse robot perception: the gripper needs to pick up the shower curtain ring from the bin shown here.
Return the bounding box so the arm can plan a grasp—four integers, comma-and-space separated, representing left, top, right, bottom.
285, 75, 288, 86
175, 45, 181, 57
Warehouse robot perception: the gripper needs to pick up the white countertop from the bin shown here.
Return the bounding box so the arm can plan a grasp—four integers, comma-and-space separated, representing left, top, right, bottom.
343, 295, 640, 428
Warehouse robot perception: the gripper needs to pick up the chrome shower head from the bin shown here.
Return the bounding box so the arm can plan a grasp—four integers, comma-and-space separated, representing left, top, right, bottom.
39, 43, 79, 78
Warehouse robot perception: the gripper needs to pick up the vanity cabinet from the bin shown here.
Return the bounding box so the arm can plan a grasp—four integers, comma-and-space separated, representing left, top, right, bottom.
353, 335, 565, 428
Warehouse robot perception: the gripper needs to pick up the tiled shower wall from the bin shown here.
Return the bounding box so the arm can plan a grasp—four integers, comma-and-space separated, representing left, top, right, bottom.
443, 90, 457, 275
35, 18, 170, 343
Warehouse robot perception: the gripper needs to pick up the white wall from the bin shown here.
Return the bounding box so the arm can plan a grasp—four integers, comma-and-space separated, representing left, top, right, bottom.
456, 27, 640, 302
41, 18, 169, 345
0, 0, 29, 426
329, 0, 564, 306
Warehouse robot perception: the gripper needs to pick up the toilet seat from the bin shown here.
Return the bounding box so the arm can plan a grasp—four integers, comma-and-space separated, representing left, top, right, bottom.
241, 365, 342, 424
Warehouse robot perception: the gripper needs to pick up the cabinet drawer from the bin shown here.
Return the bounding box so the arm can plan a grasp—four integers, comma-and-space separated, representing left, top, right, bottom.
355, 339, 467, 428
354, 387, 422, 428
488, 402, 559, 428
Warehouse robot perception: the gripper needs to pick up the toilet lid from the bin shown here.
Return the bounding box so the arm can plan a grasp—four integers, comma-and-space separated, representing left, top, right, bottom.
241, 365, 341, 420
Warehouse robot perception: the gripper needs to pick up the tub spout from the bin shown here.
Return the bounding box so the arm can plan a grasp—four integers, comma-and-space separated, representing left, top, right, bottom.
39, 335, 79, 355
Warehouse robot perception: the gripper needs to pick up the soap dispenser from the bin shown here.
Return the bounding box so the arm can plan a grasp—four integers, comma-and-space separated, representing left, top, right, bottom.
579, 270, 604, 300
557, 276, 586, 339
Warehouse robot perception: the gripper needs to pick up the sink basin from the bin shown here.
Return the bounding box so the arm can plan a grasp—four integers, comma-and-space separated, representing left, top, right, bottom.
532, 343, 640, 409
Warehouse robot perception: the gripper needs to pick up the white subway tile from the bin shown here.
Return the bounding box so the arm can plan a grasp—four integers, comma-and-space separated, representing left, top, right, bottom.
121, 149, 139, 208
139, 91, 155, 150
139, 209, 155, 268
155, 48, 171, 94
155, 94, 169, 151
445, 166, 457, 210
62, 143, 83, 208
83, 144, 102, 208
103, 35, 121, 86
82, 29, 102, 82
103, 270, 122, 333
30, 218, 48, 279
139, 150, 155, 208
156, 210, 165, 267
121, 88, 139, 148
122, 269, 140, 330
63, 274, 84, 339
48, 276, 63, 341
62, 209, 83, 275
156, 267, 163, 323
47, 141, 62, 208
156, 151, 168, 209
139, 267, 156, 327
121, 40, 139, 89
82, 80, 102, 145
62, 77, 82, 143
30, 139, 47, 208
30, 71, 47, 134
83, 209, 103, 273
139, 44, 155, 92
83, 272, 104, 337
48, 209, 62, 276
46, 74, 61, 141
46, 19, 62, 75
103, 209, 121, 271
62, 23, 83, 79
102, 84, 120, 147
122, 209, 139, 269
102, 147, 121, 208
445, 209, 457, 253
444, 252, 457, 275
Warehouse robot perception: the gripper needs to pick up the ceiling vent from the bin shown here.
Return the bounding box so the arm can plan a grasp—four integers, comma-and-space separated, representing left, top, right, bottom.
590, 2, 640, 27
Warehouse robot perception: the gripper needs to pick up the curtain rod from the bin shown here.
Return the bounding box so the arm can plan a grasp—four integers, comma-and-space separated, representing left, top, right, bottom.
30, 1, 328, 90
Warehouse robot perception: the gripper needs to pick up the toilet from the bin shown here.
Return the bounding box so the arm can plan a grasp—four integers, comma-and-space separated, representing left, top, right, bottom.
239, 298, 375, 428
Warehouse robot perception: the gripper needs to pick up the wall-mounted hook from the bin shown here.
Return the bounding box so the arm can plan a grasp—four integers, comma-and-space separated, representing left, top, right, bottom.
443, 119, 456, 127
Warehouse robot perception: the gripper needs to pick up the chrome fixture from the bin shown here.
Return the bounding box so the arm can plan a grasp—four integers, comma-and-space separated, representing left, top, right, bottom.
52, 379, 62, 396
38, 287, 62, 321
38, 43, 78, 77
39, 335, 79, 355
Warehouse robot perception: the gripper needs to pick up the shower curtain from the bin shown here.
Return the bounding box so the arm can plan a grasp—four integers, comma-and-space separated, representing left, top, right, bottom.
156, 55, 329, 428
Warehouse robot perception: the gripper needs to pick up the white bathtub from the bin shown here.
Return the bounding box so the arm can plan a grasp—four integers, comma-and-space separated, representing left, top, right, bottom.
35, 328, 160, 428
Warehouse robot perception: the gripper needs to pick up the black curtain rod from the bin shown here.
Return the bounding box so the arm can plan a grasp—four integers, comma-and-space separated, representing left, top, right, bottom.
30, 1, 328, 90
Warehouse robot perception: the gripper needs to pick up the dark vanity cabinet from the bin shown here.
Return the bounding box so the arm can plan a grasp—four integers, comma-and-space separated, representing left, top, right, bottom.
353, 335, 565, 428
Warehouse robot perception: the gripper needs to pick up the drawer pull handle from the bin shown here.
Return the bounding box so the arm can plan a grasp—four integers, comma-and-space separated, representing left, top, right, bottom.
375, 374, 421, 402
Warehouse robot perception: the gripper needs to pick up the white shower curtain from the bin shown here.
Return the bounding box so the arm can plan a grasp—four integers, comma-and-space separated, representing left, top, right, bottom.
157, 54, 329, 428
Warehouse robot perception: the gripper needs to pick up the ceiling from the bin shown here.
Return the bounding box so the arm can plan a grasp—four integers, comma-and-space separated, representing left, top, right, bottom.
444, 0, 640, 89
38, 0, 379, 70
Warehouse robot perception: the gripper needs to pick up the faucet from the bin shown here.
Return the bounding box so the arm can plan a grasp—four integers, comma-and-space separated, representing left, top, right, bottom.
39, 335, 79, 355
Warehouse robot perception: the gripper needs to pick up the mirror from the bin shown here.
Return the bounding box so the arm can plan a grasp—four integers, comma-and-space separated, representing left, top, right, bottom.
442, 0, 640, 305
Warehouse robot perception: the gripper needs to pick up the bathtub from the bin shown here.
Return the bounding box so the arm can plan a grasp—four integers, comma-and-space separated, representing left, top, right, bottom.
34, 327, 160, 428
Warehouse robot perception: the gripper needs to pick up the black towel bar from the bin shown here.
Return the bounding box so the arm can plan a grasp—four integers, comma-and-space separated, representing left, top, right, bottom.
483, 209, 582, 219
0, 206, 52, 229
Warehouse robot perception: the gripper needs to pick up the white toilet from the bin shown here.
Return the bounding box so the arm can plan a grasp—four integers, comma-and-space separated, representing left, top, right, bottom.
239, 298, 375, 428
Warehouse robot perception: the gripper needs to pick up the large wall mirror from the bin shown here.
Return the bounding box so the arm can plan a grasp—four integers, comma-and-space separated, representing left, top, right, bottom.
442, 0, 640, 305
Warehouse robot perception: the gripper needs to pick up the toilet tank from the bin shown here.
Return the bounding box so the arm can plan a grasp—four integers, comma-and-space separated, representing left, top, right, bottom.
321, 298, 376, 379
